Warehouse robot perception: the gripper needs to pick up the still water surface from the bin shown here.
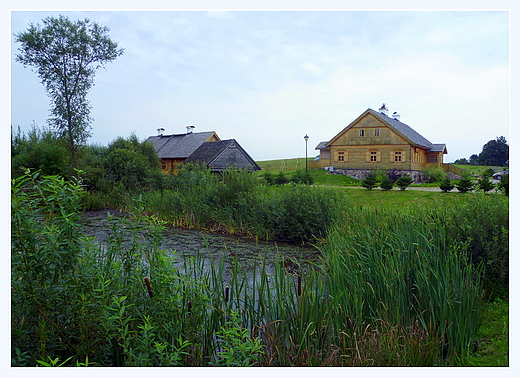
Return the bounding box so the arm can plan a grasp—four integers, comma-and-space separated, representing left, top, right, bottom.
79, 209, 320, 277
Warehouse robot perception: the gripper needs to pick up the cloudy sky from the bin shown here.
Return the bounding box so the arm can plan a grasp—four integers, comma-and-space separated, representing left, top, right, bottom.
9, 5, 511, 162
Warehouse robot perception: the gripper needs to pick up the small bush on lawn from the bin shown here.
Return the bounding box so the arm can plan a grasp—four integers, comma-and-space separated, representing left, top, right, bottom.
380, 176, 394, 191
455, 176, 475, 193
274, 171, 289, 185
477, 175, 495, 193
362, 172, 378, 190
395, 175, 413, 190
439, 177, 455, 193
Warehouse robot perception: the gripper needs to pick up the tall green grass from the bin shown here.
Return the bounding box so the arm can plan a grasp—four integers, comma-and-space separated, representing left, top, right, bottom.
319, 206, 484, 362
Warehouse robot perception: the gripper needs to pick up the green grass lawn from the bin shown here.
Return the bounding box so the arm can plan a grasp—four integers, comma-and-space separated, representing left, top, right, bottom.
465, 298, 509, 367
453, 164, 507, 177
257, 158, 360, 186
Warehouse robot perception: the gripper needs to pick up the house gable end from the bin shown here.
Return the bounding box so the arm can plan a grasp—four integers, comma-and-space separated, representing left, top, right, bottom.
327, 109, 437, 150
328, 111, 408, 147
185, 139, 261, 172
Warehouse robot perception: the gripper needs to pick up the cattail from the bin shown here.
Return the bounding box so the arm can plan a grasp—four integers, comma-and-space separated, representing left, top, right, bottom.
144, 277, 154, 298
346, 316, 352, 329
225, 286, 230, 302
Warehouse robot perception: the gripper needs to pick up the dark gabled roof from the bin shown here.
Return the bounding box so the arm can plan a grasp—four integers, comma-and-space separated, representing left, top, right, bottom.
430, 144, 448, 154
146, 131, 219, 159
315, 141, 329, 150
372, 109, 434, 149
184, 139, 261, 171
327, 108, 446, 153
184, 139, 233, 164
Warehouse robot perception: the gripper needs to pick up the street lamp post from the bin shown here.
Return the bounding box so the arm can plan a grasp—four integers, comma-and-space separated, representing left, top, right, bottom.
304, 134, 309, 172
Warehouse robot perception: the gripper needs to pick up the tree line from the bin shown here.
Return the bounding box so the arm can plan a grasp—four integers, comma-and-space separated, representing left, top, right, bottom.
453, 136, 509, 166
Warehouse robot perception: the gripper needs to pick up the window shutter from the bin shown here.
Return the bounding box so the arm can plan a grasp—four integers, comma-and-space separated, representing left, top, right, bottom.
401, 151, 406, 163
376, 151, 381, 163
366, 150, 370, 162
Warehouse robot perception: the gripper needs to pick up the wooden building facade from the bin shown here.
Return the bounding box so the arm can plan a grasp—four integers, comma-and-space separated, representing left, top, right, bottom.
314, 105, 449, 181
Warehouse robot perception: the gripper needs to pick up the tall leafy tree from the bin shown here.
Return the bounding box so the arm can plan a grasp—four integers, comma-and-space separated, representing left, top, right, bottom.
478, 136, 509, 166
14, 15, 124, 161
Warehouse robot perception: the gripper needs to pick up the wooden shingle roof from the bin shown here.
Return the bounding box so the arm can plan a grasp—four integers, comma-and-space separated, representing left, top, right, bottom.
185, 139, 261, 171
146, 131, 219, 159
326, 108, 447, 153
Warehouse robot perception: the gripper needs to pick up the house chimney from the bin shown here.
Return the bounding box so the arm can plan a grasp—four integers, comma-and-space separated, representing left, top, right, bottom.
379, 103, 389, 116
157, 128, 165, 136
186, 125, 195, 134
392, 112, 401, 121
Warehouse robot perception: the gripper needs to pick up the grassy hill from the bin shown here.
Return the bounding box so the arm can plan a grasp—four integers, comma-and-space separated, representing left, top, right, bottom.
256, 158, 360, 186
452, 164, 507, 177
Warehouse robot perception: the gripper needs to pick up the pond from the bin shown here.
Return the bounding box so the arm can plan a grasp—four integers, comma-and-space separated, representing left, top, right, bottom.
79, 209, 321, 279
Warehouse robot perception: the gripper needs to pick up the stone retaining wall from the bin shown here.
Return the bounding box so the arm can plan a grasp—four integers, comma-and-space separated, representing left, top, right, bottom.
332, 168, 461, 183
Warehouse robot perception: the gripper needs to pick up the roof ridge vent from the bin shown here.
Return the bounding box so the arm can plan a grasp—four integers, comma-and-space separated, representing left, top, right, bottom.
379, 103, 388, 116
157, 128, 165, 136
186, 125, 195, 134
392, 112, 401, 121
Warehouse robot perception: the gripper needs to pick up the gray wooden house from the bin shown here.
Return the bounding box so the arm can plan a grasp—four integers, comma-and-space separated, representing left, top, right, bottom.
185, 139, 261, 172
146, 129, 260, 174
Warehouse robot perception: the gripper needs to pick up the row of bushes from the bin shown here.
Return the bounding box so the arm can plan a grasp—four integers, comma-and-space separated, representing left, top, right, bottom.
141, 165, 342, 243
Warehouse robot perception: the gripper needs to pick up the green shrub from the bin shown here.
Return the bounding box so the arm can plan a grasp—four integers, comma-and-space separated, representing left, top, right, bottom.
274, 171, 289, 185
259, 185, 343, 243
261, 171, 275, 185
421, 168, 447, 183
11, 169, 86, 364
104, 134, 163, 192
290, 170, 314, 185
439, 177, 455, 193
443, 196, 509, 298
380, 176, 394, 191
211, 310, 263, 366
395, 175, 413, 190
361, 172, 378, 190
477, 175, 495, 193
455, 177, 475, 193
11, 124, 69, 178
